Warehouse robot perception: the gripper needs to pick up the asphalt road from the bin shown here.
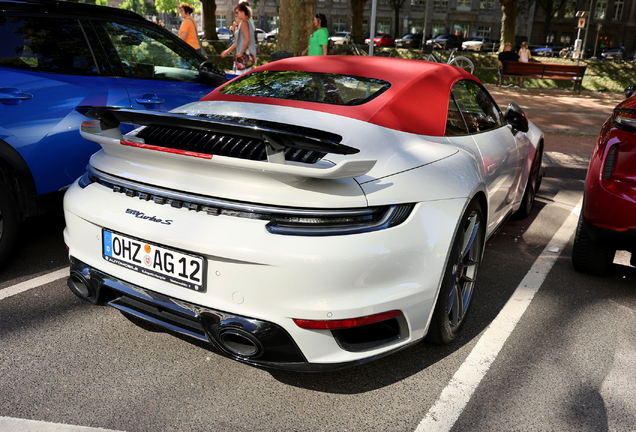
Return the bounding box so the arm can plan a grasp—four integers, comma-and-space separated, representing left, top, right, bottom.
1, 174, 634, 432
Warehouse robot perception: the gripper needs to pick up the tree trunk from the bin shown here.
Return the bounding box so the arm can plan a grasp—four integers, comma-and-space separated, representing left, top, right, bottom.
278, 0, 316, 55
202, 0, 218, 41
350, 0, 368, 44
500, 0, 518, 50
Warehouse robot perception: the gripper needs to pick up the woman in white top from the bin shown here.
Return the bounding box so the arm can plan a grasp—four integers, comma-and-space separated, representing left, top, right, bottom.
518, 41, 531, 87
518, 41, 531, 62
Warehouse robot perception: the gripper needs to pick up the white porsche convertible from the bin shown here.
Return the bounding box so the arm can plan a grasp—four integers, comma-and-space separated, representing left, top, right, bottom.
63, 56, 544, 371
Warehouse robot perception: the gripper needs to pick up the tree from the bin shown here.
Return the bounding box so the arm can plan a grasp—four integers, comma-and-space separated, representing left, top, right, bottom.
350, 0, 368, 44
388, 0, 407, 38
278, 0, 316, 55
200, 0, 219, 40
499, 0, 518, 50
536, 0, 567, 43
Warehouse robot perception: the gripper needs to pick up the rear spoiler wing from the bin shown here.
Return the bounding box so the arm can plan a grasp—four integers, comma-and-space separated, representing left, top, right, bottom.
76, 106, 376, 179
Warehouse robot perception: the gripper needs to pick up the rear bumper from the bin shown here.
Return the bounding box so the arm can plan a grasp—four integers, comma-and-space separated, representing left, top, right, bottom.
68, 256, 411, 372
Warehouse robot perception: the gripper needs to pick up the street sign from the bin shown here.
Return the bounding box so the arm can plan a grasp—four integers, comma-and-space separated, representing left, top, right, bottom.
578, 17, 586, 28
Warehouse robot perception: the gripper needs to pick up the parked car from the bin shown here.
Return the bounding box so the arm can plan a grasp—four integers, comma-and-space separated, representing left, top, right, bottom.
395, 33, 423, 49
216, 27, 233, 40
329, 31, 351, 45
461, 37, 497, 52
532, 45, 556, 57
601, 48, 625, 61
364, 33, 394, 47
266, 28, 278, 41
255, 28, 267, 43
572, 92, 636, 275
0, 0, 229, 265
64, 56, 544, 371
426, 34, 463, 50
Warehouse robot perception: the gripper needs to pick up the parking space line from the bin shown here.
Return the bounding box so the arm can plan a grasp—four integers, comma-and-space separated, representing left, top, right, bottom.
0, 268, 68, 301
415, 199, 582, 432
0, 416, 124, 432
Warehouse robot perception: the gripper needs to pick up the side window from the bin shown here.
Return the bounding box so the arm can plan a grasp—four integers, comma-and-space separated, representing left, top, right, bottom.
450, 80, 503, 134
446, 94, 468, 136
0, 16, 99, 75
94, 20, 201, 82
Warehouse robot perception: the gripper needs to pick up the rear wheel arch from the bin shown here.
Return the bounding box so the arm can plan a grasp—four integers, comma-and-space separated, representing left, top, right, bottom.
0, 140, 39, 218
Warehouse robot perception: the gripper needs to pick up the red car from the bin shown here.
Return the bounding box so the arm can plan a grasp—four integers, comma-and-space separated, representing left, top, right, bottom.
365, 33, 394, 47
572, 93, 636, 275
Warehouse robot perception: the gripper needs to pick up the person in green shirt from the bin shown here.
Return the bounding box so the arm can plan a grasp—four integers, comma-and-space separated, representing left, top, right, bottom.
302, 14, 328, 56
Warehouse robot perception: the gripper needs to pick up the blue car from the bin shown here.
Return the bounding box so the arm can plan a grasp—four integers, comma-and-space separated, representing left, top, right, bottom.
0, 0, 231, 264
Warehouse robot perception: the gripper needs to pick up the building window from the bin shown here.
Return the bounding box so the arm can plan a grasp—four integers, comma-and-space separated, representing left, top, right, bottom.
363, 19, 369, 36
457, 0, 471, 9
408, 21, 423, 33
560, 33, 572, 44
216, 15, 226, 28
479, 0, 494, 9
545, 32, 555, 43
613, 0, 624, 20
476, 26, 490, 37
377, 20, 391, 33
432, 23, 445, 36
433, 0, 449, 7
333, 18, 346, 32
411, 0, 426, 4
453, 24, 469, 38
267, 16, 278, 32
564, 0, 576, 18
595, 0, 608, 19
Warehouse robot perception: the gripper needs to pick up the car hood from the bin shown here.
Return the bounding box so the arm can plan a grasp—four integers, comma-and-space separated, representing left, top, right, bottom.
83, 101, 457, 209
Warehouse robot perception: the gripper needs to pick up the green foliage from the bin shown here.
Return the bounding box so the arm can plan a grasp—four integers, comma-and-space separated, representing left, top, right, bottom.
155, 0, 179, 13
120, 0, 158, 16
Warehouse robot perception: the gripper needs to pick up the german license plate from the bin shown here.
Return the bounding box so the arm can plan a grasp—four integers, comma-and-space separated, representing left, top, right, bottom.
102, 230, 205, 292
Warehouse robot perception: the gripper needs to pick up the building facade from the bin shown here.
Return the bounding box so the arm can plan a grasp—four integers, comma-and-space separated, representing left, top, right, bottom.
531, 0, 636, 55
215, 0, 536, 42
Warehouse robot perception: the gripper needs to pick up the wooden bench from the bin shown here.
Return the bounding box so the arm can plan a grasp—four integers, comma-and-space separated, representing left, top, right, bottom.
501, 61, 587, 93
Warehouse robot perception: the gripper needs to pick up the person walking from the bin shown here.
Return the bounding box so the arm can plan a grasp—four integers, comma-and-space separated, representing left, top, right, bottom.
517, 41, 531, 87
302, 14, 329, 56
221, 2, 257, 75
178, 3, 202, 53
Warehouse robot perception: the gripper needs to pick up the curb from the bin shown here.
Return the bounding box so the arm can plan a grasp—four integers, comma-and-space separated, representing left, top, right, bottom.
542, 152, 589, 180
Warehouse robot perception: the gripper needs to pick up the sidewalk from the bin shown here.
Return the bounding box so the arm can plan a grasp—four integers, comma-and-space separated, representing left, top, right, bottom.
485, 85, 625, 179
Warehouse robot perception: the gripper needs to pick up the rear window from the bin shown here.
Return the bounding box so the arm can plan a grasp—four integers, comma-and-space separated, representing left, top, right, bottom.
219, 70, 391, 106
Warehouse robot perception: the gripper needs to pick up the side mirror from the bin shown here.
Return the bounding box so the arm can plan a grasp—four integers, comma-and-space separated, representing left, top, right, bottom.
199, 61, 227, 86
624, 84, 636, 99
505, 102, 529, 133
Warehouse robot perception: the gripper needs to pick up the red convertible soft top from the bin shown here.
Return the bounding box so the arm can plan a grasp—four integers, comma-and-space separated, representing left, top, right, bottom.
200, 56, 481, 137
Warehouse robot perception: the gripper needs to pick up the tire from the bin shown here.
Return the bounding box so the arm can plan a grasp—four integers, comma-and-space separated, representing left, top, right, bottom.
572, 212, 615, 276
515, 142, 544, 219
0, 182, 20, 266
449, 56, 475, 74
426, 199, 485, 345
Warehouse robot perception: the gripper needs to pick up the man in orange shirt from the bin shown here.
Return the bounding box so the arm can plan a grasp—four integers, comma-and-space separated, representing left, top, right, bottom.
178, 3, 201, 52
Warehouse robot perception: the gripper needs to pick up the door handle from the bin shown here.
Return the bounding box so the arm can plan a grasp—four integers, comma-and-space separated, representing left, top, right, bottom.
0, 87, 33, 106
135, 93, 165, 106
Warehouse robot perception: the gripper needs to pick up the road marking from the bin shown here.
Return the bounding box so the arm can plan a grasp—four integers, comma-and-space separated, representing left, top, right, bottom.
416, 200, 582, 432
0, 416, 124, 431
0, 268, 68, 301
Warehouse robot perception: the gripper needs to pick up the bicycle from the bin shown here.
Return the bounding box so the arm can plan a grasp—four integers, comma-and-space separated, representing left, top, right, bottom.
420, 48, 475, 74
332, 42, 395, 57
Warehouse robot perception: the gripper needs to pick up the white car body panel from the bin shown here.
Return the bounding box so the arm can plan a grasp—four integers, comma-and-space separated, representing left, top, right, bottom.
62, 59, 544, 370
